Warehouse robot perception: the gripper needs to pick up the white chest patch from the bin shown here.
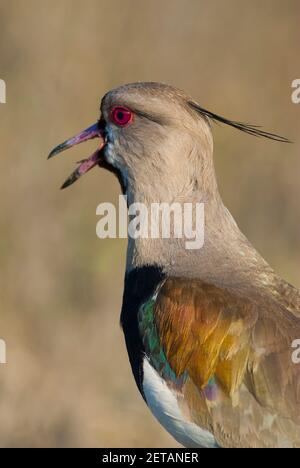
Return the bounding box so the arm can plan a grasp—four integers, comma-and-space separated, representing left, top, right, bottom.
142, 358, 217, 448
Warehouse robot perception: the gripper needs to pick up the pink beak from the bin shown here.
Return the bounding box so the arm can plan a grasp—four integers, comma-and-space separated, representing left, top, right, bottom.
48, 122, 106, 189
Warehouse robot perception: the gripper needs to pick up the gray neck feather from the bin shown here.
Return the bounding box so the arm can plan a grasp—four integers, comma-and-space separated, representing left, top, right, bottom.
125, 133, 273, 293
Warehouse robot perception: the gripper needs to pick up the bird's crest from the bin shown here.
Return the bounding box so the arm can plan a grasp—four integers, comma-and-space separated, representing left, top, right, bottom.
188, 101, 291, 143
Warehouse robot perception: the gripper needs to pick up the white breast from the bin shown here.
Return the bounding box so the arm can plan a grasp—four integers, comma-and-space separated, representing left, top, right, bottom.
142, 358, 217, 448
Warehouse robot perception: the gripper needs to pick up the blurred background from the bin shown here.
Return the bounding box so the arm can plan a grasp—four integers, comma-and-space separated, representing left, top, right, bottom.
0, 0, 299, 448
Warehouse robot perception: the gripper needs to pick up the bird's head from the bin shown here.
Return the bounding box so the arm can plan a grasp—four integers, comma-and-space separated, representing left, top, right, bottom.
49, 82, 215, 202
48, 82, 290, 274
48, 81, 290, 203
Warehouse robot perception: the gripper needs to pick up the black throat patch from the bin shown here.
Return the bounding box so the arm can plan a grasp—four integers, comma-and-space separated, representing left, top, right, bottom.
120, 265, 165, 399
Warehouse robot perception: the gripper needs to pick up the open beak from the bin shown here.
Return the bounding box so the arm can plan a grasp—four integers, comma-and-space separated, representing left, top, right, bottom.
48, 122, 106, 189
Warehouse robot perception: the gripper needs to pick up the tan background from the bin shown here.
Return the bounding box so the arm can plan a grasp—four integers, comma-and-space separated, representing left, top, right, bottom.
0, 0, 299, 447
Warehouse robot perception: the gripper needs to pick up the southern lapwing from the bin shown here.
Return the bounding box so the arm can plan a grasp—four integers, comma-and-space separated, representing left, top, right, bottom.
48, 82, 300, 448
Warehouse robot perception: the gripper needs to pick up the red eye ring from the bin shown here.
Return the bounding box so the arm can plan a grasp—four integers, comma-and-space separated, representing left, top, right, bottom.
110, 106, 133, 127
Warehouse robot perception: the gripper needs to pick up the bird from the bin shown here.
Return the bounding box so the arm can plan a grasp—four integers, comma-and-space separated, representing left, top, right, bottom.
48, 82, 300, 448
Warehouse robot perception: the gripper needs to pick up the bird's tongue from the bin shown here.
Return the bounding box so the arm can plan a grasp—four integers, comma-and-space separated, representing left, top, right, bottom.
60, 149, 103, 189
48, 122, 106, 189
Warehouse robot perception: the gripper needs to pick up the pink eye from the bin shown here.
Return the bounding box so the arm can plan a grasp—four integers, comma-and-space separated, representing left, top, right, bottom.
111, 106, 133, 127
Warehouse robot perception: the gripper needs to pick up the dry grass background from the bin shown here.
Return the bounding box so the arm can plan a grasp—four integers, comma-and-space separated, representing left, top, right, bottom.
0, 0, 299, 447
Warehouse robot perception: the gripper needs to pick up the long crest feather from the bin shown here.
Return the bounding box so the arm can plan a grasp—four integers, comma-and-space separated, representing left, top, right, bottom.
188, 101, 291, 143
